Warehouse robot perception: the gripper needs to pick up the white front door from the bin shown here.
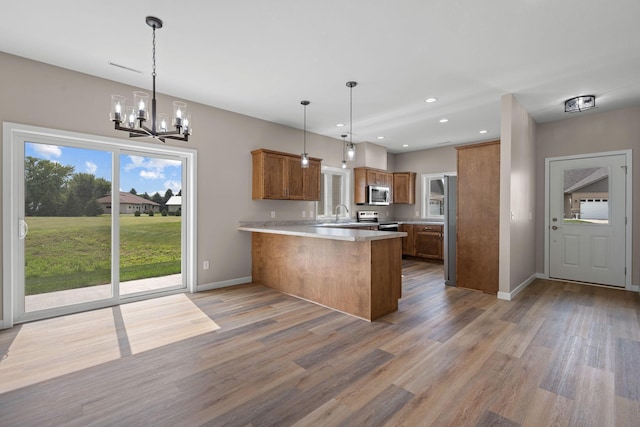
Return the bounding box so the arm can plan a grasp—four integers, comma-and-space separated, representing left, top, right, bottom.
547, 153, 628, 287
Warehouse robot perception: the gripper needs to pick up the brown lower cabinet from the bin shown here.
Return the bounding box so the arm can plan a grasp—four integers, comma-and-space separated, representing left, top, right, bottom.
401, 223, 443, 261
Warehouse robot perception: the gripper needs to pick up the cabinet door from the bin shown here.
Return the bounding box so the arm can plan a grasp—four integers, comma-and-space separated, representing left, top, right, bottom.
303, 159, 321, 201
414, 225, 443, 259
285, 156, 305, 199
393, 172, 416, 204
262, 152, 286, 199
456, 141, 500, 293
354, 168, 367, 204
401, 224, 415, 256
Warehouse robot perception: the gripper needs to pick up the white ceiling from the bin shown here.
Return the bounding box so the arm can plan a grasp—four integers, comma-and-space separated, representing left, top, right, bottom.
2, 1, 639, 153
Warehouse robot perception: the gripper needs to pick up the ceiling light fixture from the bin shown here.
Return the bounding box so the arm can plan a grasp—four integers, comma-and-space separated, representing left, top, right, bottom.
301, 100, 310, 168
346, 81, 358, 161
336, 123, 345, 127
479, 129, 488, 134
425, 97, 438, 103
439, 118, 449, 123
377, 136, 385, 140
110, 16, 192, 143
402, 144, 409, 147
341, 134, 348, 169
565, 95, 596, 113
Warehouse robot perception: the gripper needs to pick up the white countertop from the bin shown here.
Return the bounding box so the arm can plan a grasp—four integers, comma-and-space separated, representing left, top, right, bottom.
238, 224, 407, 242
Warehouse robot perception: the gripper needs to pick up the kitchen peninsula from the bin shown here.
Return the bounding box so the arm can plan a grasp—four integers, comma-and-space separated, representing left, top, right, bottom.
238, 225, 406, 321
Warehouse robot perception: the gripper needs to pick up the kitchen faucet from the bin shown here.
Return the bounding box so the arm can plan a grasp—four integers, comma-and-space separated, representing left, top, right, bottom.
335, 204, 349, 222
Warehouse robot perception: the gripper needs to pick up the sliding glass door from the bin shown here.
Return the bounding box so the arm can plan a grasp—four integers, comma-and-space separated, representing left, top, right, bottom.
23, 143, 115, 312
118, 152, 184, 296
3, 123, 196, 325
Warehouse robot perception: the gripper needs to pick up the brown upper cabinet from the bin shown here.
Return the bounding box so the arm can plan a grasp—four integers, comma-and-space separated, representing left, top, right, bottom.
252, 149, 321, 201
354, 167, 394, 204
392, 172, 416, 204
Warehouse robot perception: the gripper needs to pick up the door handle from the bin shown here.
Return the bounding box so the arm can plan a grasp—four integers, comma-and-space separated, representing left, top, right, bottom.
19, 219, 29, 239
552, 225, 559, 230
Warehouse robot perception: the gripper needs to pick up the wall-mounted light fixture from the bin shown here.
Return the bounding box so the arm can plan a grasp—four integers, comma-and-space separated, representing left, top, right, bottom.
564, 95, 596, 113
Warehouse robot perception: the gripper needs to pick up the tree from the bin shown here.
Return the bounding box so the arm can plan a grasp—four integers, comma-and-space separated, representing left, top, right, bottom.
177, 189, 182, 196
66, 173, 111, 216
151, 192, 163, 206
25, 156, 75, 216
129, 188, 137, 195
163, 188, 174, 204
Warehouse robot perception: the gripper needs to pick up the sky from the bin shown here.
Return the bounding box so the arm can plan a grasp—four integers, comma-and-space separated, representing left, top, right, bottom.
25, 142, 182, 196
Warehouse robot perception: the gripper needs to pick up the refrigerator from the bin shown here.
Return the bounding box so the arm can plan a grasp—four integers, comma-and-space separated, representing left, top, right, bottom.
444, 175, 457, 286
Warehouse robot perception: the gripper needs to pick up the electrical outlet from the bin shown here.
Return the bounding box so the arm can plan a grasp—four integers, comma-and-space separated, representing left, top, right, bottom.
309, 210, 314, 218
203, 260, 210, 270
302, 210, 306, 218
415, 210, 419, 217
271, 211, 276, 218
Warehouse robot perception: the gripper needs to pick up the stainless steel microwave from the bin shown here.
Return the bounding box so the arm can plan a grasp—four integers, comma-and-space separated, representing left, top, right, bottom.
367, 185, 390, 205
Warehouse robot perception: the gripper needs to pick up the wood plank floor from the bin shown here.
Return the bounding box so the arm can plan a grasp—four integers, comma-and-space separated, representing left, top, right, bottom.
1, 260, 639, 426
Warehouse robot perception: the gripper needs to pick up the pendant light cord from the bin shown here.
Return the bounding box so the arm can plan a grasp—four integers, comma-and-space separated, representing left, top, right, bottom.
303, 103, 307, 153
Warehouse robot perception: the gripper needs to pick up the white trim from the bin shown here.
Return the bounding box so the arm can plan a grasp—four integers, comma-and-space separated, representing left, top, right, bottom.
2, 122, 198, 327
497, 273, 537, 301
317, 166, 352, 220
197, 276, 252, 292
544, 149, 633, 291
420, 172, 456, 220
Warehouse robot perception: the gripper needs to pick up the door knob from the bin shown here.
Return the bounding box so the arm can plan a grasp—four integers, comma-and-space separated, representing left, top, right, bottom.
552, 225, 558, 230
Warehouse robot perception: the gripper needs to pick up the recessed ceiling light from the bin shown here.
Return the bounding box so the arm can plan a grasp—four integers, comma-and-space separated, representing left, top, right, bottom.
439, 118, 449, 123
377, 136, 385, 140
337, 123, 345, 127
402, 144, 409, 147
425, 97, 438, 103
479, 129, 488, 134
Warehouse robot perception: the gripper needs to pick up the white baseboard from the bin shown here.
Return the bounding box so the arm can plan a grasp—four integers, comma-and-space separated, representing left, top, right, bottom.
497, 273, 538, 301
197, 276, 252, 292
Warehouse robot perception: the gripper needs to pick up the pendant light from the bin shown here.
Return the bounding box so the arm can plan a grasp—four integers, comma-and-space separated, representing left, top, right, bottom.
341, 134, 348, 169
301, 100, 310, 168
346, 81, 357, 160
110, 16, 192, 142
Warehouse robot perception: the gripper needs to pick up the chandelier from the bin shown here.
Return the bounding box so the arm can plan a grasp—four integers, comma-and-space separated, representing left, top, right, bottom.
110, 16, 192, 142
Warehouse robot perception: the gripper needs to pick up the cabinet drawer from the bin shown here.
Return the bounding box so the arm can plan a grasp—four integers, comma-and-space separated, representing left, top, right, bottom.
415, 224, 443, 232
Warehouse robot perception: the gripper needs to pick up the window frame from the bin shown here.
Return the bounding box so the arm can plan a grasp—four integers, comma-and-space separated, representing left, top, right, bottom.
421, 172, 455, 220
317, 166, 351, 220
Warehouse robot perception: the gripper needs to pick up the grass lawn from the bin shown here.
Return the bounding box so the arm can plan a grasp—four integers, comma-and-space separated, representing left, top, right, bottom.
25, 215, 181, 295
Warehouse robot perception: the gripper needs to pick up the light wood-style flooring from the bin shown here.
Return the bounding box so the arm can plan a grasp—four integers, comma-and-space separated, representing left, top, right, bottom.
1, 260, 639, 426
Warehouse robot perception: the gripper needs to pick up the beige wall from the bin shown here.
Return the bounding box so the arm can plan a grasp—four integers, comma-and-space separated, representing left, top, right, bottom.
0, 52, 351, 321
499, 94, 537, 295
391, 146, 457, 219
535, 106, 640, 286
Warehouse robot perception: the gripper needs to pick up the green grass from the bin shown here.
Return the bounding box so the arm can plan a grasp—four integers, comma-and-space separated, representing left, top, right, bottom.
25, 215, 181, 295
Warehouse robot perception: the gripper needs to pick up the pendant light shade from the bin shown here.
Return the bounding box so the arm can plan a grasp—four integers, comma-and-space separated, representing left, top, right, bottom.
346, 81, 357, 161
301, 100, 310, 168
341, 134, 348, 169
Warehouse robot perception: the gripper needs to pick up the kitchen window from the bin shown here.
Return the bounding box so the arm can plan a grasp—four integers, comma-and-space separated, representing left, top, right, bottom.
421, 173, 453, 220
317, 166, 351, 219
